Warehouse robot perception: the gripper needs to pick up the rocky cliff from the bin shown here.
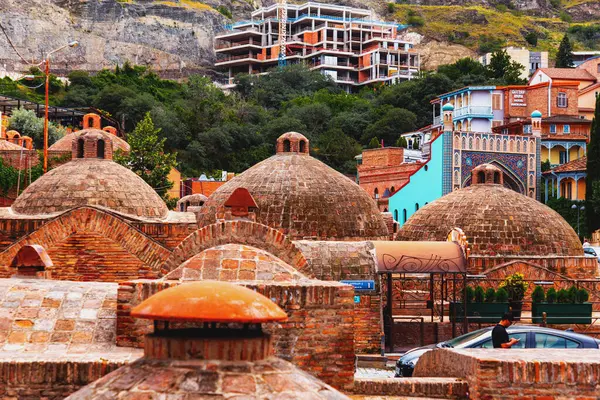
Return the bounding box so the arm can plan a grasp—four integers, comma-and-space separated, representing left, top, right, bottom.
0, 0, 598, 76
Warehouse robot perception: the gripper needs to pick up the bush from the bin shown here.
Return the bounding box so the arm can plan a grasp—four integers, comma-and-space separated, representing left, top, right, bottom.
578, 288, 590, 303
407, 15, 424, 27
549, 0, 560, 7
560, 11, 572, 23
546, 288, 557, 304
465, 286, 475, 303
525, 31, 538, 46
567, 286, 578, 304
485, 288, 496, 303
499, 273, 529, 302
396, 136, 408, 148
531, 286, 545, 303
495, 4, 507, 12
387, 2, 395, 13
216, 5, 232, 19
557, 289, 569, 304
495, 288, 509, 303
474, 286, 485, 303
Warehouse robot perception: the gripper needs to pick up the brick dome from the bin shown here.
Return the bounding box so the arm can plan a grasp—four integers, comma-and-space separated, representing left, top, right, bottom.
397, 164, 583, 257
49, 129, 130, 153
11, 158, 168, 219
197, 133, 388, 240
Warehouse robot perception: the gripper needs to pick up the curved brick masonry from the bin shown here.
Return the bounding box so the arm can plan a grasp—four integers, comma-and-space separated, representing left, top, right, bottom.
353, 377, 468, 399
116, 279, 356, 391
415, 348, 600, 399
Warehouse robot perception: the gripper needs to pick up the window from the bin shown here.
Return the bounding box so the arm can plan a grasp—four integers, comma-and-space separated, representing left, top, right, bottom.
299, 140, 306, 153
478, 171, 485, 184
415, 203, 419, 212
494, 172, 500, 184
77, 138, 84, 158
524, 125, 532, 134
402, 209, 407, 223
283, 139, 291, 152
97, 139, 105, 159
563, 125, 570, 134
374, 188, 379, 199
550, 124, 557, 134
559, 151, 568, 164
535, 333, 580, 349
479, 333, 527, 349
394, 209, 398, 221
492, 93, 502, 110
557, 92, 568, 108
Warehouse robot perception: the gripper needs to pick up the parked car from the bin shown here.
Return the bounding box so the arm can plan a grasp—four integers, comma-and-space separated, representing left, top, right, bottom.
584, 246, 600, 263
395, 326, 600, 377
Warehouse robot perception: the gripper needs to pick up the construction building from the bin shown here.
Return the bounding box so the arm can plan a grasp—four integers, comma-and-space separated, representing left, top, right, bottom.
214, 2, 420, 91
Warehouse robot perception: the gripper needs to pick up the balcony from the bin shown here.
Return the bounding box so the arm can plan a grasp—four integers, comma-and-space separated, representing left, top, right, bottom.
453, 105, 493, 118
215, 39, 262, 50
433, 116, 441, 126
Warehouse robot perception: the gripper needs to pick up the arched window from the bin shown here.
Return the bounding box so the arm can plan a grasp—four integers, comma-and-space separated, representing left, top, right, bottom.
478, 171, 485, 184
384, 208, 388, 212
496, 139, 501, 151
97, 139, 105, 159
461, 137, 466, 149
415, 203, 419, 212
494, 172, 500, 184
374, 188, 379, 199
402, 209, 407, 223
179, 203, 185, 212
390, 186, 395, 193
483, 138, 487, 151
299, 140, 306, 153
283, 139, 291, 152
199, 201, 205, 207
529, 141, 535, 153
77, 138, 84, 158
468, 137, 473, 150
454, 153, 459, 166
394, 209, 398, 221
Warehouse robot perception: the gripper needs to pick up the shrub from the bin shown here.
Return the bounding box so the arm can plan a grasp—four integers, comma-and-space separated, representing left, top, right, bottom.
216, 5, 232, 19
525, 31, 538, 46
407, 15, 424, 27
560, 11, 572, 23
465, 286, 475, 303
531, 286, 545, 303
546, 288, 557, 303
485, 288, 496, 303
474, 286, 485, 303
499, 273, 529, 302
557, 289, 569, 304
495, 288, 509, 303
387, 2, 395, 14
577, 288, 590, 303
567, 286, 578, 304
495, 4, 507, 12
549, 0, 560, 7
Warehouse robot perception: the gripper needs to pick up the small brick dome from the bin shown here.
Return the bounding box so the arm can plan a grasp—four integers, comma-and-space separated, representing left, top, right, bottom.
49, 129, 130, 153
397, 183, 583, 257
11, 158, 169, 219
198, 132, 389, 240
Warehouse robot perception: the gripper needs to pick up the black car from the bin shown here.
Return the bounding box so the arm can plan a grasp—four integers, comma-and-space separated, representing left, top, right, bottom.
395, 326, 600, 377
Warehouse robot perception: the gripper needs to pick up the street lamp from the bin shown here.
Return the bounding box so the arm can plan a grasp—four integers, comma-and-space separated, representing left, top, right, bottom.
42, 40, 79, 174
571, 204, 585, 237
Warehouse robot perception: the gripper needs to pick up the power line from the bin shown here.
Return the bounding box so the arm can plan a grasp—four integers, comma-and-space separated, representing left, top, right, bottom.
0, 21, 35, 66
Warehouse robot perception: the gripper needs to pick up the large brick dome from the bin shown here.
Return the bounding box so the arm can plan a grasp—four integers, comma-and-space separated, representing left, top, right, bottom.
198, 132, 389, 240
12, 159, 168, 219
397, 164, 583, 257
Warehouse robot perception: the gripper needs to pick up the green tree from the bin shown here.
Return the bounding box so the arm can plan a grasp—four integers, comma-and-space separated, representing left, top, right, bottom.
586, 95, 600, 234
368, 137, 380, 149
363, 106, 417, 145
7, 108, 65, 148
114, 113, 177, 201
555, 34, 574, 68
486, 50, 526, 84
396, 136, 408, 148
313, 128, 362, 173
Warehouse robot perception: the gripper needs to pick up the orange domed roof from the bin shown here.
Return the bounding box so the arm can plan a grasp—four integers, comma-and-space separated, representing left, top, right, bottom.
49, 129, 130, 153
131, 281, 288, 323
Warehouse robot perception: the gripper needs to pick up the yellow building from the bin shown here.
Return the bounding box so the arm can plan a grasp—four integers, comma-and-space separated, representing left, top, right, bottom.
543, 157, 586, 202
167, 167, 181, 201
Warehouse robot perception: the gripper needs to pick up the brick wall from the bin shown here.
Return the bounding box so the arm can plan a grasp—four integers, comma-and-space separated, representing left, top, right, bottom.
0, 150, 38, 170
0, 207, 172, 281
361, 148, 404, 167
0, 360, 127, 400
0, 218, 46, 251
415, 348, 600, 399
353, 377, 468, 399
131, 221, 197, 251
354, 293, 382, 354
116, 279, 356, 391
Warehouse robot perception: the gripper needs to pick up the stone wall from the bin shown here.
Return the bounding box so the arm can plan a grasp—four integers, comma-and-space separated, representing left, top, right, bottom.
415, 348, 600, 399
354, 293, 382, 354
0, 149, 38, 170
116, 279, 356, 391
471, 256, 597, 278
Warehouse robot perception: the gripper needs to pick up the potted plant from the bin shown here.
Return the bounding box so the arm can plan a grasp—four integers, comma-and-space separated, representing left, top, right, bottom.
499, 273, 529, 321
450, 285, 509, 323
532, 285, 592, 324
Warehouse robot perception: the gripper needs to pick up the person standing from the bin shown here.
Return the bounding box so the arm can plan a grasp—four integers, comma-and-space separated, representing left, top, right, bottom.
492, 313, 520, 348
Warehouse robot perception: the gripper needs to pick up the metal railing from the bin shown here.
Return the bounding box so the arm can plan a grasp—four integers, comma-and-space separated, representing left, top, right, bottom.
454, 105, 493, 117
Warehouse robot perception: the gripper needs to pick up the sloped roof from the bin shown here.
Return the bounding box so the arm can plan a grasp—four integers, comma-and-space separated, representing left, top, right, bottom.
551, 156, 587, 174
538, 68, 596, 81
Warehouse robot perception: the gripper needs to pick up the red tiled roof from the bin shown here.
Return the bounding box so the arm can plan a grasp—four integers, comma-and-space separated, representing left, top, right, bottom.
550, 156, 587, 173
538, 68, 596, 81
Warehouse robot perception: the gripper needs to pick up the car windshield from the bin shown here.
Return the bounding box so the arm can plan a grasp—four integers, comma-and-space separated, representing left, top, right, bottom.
441, 328, 490, 348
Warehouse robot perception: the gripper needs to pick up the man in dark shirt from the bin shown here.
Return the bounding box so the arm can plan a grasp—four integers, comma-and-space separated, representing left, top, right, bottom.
492, 313, 520, 348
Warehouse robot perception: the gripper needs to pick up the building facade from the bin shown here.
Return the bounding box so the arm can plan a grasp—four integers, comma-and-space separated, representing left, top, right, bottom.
479, 47, 548, 79
214, 2, 419, 91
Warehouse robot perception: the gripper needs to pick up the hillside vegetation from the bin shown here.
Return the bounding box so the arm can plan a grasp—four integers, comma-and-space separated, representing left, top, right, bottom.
391, 1, 600, 57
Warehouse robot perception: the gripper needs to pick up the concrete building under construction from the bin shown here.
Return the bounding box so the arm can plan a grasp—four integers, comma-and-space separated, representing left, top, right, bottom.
214, 2, 420, 91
